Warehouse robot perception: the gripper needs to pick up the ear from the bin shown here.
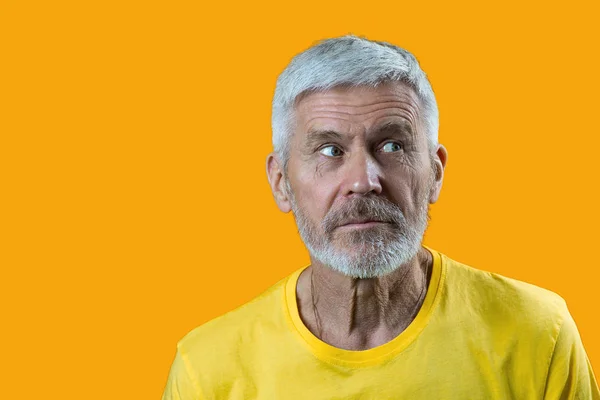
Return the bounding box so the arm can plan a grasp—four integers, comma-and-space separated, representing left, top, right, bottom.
429, 144, 448, 204
266, 152, 292, 213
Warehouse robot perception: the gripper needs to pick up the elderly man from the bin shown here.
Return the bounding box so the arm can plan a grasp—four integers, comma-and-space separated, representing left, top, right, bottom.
162, 36, 599, 399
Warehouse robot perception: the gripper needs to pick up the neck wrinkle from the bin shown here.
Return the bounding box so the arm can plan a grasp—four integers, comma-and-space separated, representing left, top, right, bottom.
302, 246, 432, 350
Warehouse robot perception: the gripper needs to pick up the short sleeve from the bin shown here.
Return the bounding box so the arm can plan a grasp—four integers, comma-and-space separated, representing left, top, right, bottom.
543, 304, 600, 400
161, 348, 202, 400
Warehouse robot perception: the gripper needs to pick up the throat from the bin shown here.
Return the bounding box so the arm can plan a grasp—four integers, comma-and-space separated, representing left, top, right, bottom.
296, 247, 432, 350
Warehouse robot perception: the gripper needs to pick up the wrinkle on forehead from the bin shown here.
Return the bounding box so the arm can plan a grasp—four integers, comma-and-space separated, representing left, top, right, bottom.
294, 83, 423, 138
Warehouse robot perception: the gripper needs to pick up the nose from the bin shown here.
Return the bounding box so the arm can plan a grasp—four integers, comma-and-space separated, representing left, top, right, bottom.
342, 150, 382, 197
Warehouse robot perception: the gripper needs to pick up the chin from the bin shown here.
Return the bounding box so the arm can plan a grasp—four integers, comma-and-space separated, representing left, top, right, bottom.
327, 261, 401, 279
312, 244, 418, 279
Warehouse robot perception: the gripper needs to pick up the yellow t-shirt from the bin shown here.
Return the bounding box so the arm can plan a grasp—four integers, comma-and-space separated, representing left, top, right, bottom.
162, 248, 599, 399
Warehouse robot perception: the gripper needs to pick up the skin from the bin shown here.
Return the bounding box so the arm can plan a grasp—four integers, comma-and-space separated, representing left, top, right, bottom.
266, 82, 448, 350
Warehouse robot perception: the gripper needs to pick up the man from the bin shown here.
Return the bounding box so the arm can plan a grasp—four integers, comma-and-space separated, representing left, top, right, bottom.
162, 35, 599, 399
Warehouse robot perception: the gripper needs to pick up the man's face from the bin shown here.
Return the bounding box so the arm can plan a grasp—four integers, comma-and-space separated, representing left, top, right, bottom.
282, 82, 440, 278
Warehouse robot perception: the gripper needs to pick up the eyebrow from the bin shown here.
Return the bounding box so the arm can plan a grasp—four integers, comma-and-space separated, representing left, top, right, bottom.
372, 121, 414, 138
304, 129, 345, 149
303, 121, 415, 149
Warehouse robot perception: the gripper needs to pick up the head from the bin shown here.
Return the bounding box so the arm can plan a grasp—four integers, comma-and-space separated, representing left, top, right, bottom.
267, 35, 448, 279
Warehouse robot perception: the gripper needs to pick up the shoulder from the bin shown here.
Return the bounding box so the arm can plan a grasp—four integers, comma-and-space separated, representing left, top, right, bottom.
162, 271, 298, 399
439, 251, 568, 336
174, 269, 301, 386
177, 273, 290, 357
431, 251, 599, 397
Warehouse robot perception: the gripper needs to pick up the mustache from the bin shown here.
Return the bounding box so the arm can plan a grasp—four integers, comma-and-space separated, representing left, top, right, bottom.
322, 195, 405, 234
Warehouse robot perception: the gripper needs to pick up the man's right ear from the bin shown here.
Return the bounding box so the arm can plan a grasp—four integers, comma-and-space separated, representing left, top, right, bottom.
266, 152, 292, 213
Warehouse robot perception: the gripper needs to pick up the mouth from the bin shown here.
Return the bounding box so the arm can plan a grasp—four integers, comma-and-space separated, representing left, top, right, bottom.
337, 220, 388, 229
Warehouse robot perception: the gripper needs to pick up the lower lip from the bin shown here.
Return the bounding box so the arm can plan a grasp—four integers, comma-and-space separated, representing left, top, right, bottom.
338, 221, 387, 229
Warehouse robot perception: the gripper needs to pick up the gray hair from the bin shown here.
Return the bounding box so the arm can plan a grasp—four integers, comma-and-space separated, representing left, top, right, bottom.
271, 35, 439, 169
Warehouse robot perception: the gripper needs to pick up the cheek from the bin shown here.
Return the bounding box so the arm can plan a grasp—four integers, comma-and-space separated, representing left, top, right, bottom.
410, 172, 435, 211
385, 168, 425, 213
296, 179, 335, 222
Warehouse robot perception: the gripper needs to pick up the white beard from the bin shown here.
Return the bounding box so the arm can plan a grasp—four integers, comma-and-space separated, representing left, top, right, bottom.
287, 173, 433, 279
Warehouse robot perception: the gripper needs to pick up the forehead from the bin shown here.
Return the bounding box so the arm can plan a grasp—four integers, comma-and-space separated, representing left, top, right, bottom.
293, 82, 423, 137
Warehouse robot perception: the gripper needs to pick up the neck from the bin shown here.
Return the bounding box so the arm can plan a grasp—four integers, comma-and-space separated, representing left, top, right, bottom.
296, 246, 433, 350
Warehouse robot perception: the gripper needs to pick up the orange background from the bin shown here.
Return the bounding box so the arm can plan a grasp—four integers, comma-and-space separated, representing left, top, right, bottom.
1, 1, 598, 398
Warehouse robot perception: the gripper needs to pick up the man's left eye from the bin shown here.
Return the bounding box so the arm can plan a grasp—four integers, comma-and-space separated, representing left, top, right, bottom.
381, 142, 403, 153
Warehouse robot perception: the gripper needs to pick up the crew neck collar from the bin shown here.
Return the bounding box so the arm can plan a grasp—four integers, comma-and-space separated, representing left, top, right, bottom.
283, 245, 446, 368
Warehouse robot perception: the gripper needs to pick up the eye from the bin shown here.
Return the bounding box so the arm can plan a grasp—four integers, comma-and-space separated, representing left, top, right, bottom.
381, 141, 403, 153
319, 145, 344, 157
